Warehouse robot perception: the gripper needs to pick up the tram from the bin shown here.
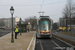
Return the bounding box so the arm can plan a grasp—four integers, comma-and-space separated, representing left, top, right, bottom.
36, 16, 53, 38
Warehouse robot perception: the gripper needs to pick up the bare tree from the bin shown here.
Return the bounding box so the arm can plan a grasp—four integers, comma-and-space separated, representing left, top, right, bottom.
68, 0, 73, 33
62, 5, 69, 32
62, 0, 73, 32
24, 16, 37, 29
63, 0, 73, 18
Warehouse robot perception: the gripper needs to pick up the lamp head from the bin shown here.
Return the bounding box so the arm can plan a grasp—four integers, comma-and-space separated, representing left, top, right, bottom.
10, 6, 14, 14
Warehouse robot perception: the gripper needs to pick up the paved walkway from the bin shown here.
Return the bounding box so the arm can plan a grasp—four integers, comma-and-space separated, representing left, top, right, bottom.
52, 31, 75, 42
0, 31, 36, 50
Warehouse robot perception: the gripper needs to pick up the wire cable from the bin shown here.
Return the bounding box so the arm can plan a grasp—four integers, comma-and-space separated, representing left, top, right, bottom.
0, 1, 66, 6
40, 0, 44, 11
44, 1, 66, 5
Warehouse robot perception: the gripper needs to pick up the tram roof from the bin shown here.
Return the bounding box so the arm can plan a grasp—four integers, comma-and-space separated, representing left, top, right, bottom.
38, 16, 50, 20
40, 16, 49, 17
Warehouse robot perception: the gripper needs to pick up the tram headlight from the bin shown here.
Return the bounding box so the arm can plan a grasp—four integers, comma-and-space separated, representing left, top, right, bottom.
47, 32, 49, 34
42, 32, 43, 34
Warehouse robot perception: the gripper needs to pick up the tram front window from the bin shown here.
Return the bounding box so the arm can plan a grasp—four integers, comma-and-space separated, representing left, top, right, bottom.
39, 21, 50, 30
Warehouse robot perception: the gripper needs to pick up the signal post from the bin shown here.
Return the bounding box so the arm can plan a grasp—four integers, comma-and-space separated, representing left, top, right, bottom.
28, 21, 30, 32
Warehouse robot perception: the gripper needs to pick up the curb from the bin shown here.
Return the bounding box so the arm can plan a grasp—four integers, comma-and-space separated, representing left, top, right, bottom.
0, 32, 11, 39
32, 33, 36, 50
53, 34, 75, 47
27, 31, 36, 50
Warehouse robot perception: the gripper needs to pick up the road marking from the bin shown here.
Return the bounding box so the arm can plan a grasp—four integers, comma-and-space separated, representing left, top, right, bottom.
39, 39, 43, 50
51, 40, 60, 47
27, 33, 35, 50
51, 40, 63, 50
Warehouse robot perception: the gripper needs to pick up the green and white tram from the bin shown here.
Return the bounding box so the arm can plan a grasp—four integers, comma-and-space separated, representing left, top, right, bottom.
36, 16, 53, 38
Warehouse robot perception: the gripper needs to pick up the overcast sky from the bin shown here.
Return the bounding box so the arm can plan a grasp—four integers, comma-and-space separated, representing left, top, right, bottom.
0, 0, 68, 22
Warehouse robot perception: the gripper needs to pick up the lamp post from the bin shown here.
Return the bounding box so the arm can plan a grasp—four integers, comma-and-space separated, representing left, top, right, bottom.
66, 14, 68, 32
10, 6, 14, 43
28, 21, 30, 32
20, 18, 21, 35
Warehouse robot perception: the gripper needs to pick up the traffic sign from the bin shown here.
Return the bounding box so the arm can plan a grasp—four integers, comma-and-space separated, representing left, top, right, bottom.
28, 21, 30, 24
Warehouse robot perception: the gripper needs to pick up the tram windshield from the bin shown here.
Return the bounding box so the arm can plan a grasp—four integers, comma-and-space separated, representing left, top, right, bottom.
39, 20, 50, 30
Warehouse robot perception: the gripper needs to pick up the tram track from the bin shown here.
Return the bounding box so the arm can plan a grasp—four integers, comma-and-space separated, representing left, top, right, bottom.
0, 29, 11, 37
35, 37, 73, 50
51, 40, 63, 50
39, 39, 44, 50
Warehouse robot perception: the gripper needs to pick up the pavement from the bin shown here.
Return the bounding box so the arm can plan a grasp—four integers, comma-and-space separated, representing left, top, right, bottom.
52, 31, 75, 42
0, 31, 36, 50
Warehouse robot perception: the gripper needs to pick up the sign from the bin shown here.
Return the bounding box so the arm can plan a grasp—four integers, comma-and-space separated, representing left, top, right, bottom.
15, 22, 17, 25
15, 22, 17, 23
28, 21, 30, 24
63, 27, 66, 30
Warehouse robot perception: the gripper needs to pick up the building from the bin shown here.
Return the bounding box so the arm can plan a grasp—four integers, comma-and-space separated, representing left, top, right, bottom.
0, 17, 21, 28
59, 18, 66, 27
15, 17, 20, 25
59, 17, 75, 27
72, 6, 75, 18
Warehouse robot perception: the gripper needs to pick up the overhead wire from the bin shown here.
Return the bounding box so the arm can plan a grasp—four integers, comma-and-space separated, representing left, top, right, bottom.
40, 0, 44, 11
0, 1, 66, 6
44, 1, 66, 5
0, 5, 40, 6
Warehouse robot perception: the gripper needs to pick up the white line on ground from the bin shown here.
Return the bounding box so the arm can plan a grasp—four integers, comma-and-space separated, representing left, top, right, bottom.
51, 40, 60, 47
27, 33, 35, 50
51, 40, 63, 50
39, 39, 43, 50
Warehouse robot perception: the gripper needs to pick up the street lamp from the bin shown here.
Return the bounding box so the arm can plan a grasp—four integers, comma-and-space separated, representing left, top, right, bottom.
10, 6, 14, 43
20, 18, 21, 35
